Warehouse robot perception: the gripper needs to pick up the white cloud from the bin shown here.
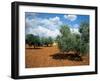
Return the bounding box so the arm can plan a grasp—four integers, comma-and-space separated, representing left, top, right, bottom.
25, 16, 62, 38
32, 26, 60, 38
41, 16, 62, 30
50, 16, 60, 24
64, 15, 77, 21
70, 24, 80, 34
70, 28, 80, 34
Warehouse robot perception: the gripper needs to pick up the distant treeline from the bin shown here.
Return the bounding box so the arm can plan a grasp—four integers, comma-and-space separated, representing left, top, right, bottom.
26, 35, 54, 48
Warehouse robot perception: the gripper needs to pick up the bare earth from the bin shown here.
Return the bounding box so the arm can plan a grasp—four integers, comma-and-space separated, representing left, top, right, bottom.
25, 45, 89, 68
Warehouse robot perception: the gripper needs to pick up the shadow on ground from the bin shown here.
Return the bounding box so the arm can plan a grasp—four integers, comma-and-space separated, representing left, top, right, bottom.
50, 53, 83, 61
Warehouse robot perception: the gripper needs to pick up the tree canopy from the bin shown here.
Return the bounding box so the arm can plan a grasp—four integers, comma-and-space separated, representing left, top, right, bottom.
26, 34, 54, 47
56, 22, 89, 56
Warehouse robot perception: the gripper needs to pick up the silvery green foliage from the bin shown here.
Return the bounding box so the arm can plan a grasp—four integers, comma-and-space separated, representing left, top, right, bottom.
56, 22, 89, 56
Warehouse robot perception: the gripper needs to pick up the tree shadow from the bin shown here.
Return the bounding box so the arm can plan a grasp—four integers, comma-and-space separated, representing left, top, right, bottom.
50, 53, 83, 61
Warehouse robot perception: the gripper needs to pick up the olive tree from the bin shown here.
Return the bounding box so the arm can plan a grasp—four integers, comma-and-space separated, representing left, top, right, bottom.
25, 34, 40, 48
25, 34, 34, 46
56, 25, 72, 54
47, 37, 54, 46
56, 22, 89, 57
40, 37, 54, 47
79, 22, 89, 55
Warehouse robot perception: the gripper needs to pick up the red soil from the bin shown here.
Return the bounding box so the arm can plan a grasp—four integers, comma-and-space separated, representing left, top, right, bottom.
25, 45, 89, 68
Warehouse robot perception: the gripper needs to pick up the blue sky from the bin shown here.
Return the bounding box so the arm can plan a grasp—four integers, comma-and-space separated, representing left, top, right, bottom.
25, 12, 89, 38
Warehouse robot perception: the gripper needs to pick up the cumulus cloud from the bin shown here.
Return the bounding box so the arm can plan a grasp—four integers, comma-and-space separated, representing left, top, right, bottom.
32, 26, 60, 38
25, 16, 62, 38
64, 14, 77, 21
70, 28, 80, 34
25, 18, 40, 34
41, 16, 62, 30
69, 24, 80, 34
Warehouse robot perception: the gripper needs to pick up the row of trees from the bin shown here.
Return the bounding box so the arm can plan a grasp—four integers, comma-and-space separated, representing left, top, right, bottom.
56, 22, 89, 56
26, 22, 89, 56
26, 34, 54, 48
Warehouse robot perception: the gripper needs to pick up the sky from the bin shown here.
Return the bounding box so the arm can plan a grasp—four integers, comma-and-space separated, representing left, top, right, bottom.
25, 12, 89, 38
